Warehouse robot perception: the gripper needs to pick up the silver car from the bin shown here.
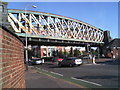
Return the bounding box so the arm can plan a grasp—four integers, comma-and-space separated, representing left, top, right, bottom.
30, 58, 43, 65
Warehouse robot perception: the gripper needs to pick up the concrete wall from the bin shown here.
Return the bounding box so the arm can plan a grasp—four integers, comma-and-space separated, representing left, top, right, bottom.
0, 26, 25, 88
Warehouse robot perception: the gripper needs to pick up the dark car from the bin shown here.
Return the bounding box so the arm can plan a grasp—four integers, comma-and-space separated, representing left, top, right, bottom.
52, 57, 63, 62
58, 57, 82, 67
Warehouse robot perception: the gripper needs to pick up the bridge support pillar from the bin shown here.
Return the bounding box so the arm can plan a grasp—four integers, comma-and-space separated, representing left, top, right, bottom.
39, 46, 44, 58
98, 46, 104, 58
85, 44, 91, 52
70, 47, 74, 56
46, 46, 49, 57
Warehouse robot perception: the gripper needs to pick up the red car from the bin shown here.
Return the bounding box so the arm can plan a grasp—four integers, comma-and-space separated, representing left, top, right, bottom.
52, 57, 63, 62
58, 58, 63, 62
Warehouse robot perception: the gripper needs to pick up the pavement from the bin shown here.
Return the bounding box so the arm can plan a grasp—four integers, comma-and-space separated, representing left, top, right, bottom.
83, 58, 120, 65
25, 66, 82, 88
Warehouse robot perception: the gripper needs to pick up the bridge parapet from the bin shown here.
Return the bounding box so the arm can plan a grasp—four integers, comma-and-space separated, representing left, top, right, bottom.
8, 9, 104, 44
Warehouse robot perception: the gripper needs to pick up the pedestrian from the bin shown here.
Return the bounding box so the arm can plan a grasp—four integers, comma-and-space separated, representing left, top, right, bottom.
92, 55, 96, 64
42, 59, 44, 63
89, 53, 92, 63
89, 54, 92, 60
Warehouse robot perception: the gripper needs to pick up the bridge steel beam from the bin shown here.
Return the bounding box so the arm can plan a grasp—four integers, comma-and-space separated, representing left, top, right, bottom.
18, 35, 102, 47
7, 9, 104, 46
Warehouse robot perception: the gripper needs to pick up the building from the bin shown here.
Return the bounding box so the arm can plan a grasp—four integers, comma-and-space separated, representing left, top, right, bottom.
30, 46, 86, 58
103, 38, 120, 59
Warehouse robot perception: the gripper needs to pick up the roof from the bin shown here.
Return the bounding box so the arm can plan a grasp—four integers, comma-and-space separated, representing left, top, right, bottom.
108, 38, 120, 47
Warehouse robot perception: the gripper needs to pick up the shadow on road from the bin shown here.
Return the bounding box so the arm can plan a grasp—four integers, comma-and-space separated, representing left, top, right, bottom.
49, 65, 80, 68
96, 60, 120, 65
75, 75, 118, 79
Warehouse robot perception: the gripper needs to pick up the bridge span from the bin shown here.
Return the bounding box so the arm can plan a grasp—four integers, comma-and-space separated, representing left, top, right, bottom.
7, 9, 104, 47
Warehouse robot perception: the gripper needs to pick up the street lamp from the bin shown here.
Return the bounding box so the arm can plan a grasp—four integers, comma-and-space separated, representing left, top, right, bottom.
25, 5, 37, 70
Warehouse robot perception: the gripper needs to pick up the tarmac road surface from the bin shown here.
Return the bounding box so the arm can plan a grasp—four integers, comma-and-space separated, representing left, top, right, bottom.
34, 59, 119, 88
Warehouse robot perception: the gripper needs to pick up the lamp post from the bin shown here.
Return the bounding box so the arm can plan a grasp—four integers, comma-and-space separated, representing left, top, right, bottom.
25, 5, 37, 70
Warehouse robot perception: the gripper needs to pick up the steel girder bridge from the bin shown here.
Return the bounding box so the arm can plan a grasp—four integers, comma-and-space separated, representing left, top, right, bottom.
8, 9, 104, 47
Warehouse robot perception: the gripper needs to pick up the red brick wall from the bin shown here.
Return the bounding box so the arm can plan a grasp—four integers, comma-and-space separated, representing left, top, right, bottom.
40, 48, 43, 57
0, 27, 25, 88
113, 48, 120, 60
118, 49, 120, 59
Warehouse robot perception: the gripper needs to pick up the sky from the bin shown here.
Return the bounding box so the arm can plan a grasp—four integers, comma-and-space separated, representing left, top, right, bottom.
6, 2, 118, 39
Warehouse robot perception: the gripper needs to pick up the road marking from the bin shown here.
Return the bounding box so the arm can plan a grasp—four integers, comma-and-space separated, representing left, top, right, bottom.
71, 77, 102, 86
37, 70, 84, 88
35, 67, 63, 76
50, 71, 63, 76
41, 69, 49, 72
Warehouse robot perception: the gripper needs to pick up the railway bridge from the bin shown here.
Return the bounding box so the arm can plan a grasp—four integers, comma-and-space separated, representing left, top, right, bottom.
7, 9, 104, 47
6, 9, 106, 57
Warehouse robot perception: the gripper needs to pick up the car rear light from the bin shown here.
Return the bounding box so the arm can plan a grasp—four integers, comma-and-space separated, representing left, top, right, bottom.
58, 58, 63, 61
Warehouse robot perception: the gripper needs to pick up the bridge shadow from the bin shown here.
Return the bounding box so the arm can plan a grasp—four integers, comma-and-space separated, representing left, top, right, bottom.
49, 65, 78, 68
45, 63, 54, 65
75, 75, 118, 80
96, 59, 120, 65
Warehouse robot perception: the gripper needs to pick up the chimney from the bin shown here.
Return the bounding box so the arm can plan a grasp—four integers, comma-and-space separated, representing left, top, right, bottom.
103, 30, 111, 45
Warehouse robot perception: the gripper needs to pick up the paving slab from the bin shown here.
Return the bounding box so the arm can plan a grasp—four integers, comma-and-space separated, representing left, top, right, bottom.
25, 66, 82, 88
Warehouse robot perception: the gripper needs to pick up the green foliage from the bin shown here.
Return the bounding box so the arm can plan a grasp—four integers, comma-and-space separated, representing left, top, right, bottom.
57, 50, 69, 57
92, 50, 98, 56
74, 49, 80, 57
57, 50, 64, 57
1, 2, 8, 5
64, 50, 69, 56
52, 50, 57, 56
82, 51, 88, 55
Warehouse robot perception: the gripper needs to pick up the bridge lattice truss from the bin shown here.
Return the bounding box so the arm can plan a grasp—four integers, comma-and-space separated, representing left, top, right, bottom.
8, 9, 104, 43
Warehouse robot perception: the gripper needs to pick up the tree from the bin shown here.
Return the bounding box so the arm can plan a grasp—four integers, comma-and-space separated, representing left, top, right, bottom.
52, 50, 57, 57
69, 47, 74, 56
74, 49, 80, 57
64, 49, 69, 57
57, 50, 64, 57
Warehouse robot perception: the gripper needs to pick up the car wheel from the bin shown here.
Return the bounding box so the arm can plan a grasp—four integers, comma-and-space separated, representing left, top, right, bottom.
69, 63, 73, 67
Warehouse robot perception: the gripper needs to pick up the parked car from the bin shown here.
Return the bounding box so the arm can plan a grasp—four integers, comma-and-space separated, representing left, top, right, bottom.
29, 58, 43, 65
52, 57, 63, 62
81, 55, 90, 59
58, 58, 63, 62
58, 57, 82, 67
